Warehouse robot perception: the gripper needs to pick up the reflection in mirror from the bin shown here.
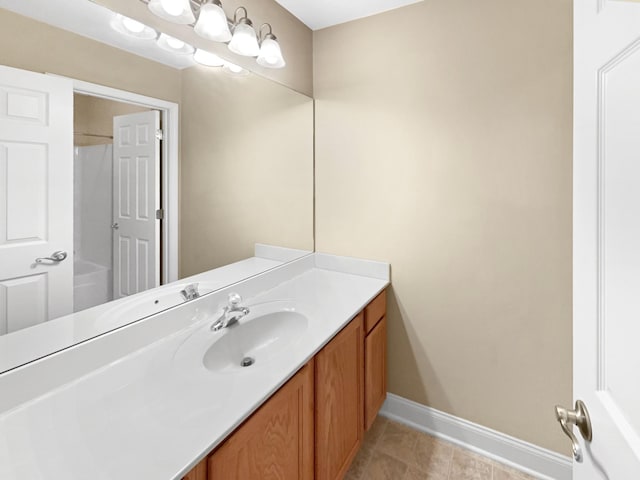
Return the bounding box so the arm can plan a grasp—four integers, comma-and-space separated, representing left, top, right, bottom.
0, 0, 313, 373
73, 94, 153, 312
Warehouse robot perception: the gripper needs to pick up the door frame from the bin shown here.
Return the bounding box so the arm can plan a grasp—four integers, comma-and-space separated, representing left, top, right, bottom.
53, 76, 179, 285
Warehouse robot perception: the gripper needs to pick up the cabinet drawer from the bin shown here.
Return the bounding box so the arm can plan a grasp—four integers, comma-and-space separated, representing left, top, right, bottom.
364, 290, 386, 334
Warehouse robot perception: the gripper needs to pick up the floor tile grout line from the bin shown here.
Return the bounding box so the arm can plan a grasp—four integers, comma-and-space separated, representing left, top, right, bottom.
446, 443, 454, 480
372, 422, 415, 461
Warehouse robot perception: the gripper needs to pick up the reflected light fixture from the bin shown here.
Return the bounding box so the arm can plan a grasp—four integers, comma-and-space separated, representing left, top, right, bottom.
194, 0, 232, 42
256, 24, 285, 69
228, 7, 260, 57
223, 62, 248, 76
157, 33, 195, 54
111, 14, 157, 39
193, 48, 225, 67
148, 0, 195, 24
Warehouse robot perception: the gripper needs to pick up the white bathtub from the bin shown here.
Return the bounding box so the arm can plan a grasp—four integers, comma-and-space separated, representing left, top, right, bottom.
74, 259, 111, 313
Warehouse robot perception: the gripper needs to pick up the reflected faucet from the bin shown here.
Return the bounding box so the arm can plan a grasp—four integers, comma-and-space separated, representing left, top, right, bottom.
211, 293, 250, 332
180, 283, 200, 301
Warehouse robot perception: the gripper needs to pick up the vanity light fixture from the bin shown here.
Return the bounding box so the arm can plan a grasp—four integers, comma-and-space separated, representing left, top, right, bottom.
111, 14, 157, 39
193, 48, 225, 66
148, 0, 196, 24
137, 0, 286, 70
157, 33, 195, 54
228, 7, 260, 57
194, 0, 231, 42
256, 24, 285, 69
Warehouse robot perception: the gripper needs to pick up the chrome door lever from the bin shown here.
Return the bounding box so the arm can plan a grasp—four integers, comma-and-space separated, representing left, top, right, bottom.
555, 400, 592, 462
35, 251, 68, 264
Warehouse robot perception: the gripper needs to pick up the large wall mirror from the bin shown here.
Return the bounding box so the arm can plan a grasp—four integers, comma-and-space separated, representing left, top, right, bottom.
0, 0, 314, 372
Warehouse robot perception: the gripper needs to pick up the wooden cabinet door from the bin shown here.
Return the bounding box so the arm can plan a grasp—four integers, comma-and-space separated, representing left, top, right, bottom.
365, 316, 387, 431
183, 458, 207, 480
315, 313, 364, 480
208, 361, 315, 480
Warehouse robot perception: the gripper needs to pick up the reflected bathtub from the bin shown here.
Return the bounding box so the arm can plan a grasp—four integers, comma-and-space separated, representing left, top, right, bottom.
74, 259, 111, 313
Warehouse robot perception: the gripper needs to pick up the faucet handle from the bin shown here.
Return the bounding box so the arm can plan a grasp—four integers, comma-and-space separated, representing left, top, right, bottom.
180, 283, 200, 301
228, 292, 242, 306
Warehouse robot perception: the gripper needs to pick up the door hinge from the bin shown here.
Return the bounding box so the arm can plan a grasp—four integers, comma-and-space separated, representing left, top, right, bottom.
156, 209, 165, 220
155, 129, 164, 140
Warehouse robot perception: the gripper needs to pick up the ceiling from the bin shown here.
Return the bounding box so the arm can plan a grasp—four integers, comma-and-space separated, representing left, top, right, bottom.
273, 0, 423, 30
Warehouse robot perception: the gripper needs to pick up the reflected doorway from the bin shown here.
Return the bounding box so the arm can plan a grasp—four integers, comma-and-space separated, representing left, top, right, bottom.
73, 94, 161, 312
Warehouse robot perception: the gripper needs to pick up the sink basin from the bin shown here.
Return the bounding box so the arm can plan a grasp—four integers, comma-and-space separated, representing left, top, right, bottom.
203, 311, 308, 373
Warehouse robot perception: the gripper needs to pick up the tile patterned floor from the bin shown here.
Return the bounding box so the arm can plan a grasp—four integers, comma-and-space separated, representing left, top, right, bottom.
346, 417, 537, 480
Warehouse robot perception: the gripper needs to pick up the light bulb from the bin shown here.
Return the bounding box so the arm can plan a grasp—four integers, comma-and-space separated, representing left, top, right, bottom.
161, 0, 183, 16
228, 22, 260, 57
194, 2, 232, 43
148, 0, 195, 24
257, 36, 285, 68
111, 14, 157, 40
193, 49, 225, 67
157, 33, 194, 54
122, 17, 145, 33
166, 36, 185, 49
223, 62, 248, 76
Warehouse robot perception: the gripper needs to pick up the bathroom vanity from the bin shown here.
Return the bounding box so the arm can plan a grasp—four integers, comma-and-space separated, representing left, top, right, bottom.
186, 289, 387, 480
0, 253, 389, 480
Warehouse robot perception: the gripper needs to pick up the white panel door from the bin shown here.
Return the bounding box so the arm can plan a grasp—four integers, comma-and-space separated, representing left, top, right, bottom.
112, 110, 160, 298
573, 0, 640, 477
0, 65, 73, 335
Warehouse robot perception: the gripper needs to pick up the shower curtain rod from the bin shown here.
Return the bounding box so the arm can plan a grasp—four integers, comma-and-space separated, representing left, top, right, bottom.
74, 132, 114, 139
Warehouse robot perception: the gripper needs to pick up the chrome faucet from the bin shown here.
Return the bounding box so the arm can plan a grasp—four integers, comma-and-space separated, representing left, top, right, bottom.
211, 293, 250, 331
180, 283, 200, 301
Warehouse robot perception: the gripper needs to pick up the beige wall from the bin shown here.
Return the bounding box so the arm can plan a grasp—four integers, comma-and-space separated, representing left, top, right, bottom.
179, 65, 314, 277
74, 94, 148, 146
96, 0, 313, 96
0, 10, 181, 103
314, 0, 573, 454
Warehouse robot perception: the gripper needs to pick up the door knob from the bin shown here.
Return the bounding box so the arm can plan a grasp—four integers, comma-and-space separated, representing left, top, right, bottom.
555, 400, 592, 462
35, 250, 68, 264
111, 222, 119, 230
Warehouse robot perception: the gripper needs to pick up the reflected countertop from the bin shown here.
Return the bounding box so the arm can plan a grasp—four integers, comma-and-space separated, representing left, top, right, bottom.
0, 246, 306, 374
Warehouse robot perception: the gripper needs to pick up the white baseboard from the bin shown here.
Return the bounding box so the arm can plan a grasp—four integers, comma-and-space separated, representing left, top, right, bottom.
379, 393, 572, 480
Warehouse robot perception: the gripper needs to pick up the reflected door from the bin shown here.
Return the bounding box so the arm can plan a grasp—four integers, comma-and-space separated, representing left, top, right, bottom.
112, 110, 160, 298
574, 0, 640, 477
0, 65, 73, 334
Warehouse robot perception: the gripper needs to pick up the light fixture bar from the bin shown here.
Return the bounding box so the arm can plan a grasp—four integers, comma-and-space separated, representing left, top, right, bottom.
135, 0, 286, 70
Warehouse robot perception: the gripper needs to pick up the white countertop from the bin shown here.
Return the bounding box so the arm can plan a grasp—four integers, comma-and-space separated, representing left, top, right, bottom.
0, 253, 389, 479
